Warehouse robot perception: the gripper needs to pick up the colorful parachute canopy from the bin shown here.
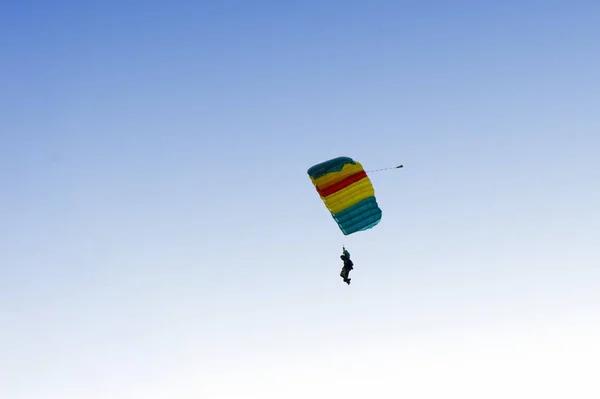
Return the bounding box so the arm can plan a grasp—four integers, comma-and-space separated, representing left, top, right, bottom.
307, 156, 382, 235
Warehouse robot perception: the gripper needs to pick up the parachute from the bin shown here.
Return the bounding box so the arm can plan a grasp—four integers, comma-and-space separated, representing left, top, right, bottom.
307, 156, 382, 235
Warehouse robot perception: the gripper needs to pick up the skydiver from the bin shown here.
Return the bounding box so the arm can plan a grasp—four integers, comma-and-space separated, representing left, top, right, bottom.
340, 247, 353, 285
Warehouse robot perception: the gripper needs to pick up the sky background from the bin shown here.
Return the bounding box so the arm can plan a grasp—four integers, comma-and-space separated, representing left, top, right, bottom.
1, 1, 599, 398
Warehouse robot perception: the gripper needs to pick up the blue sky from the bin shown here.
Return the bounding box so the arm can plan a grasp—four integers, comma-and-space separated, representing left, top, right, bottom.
1, 1, 599, 398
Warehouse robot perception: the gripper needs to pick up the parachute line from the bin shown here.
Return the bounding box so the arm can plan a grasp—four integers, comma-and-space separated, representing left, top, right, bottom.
366, 164, 403, 173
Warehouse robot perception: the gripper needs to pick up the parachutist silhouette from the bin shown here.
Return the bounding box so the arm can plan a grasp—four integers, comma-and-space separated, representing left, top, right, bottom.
340, 247, 353, 285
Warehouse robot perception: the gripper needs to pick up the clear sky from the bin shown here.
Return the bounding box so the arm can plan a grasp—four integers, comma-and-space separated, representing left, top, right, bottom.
1, 1, 599, 398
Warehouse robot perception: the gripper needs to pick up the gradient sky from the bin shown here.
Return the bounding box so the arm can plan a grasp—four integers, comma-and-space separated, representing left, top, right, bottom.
1, 1, 599, 398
